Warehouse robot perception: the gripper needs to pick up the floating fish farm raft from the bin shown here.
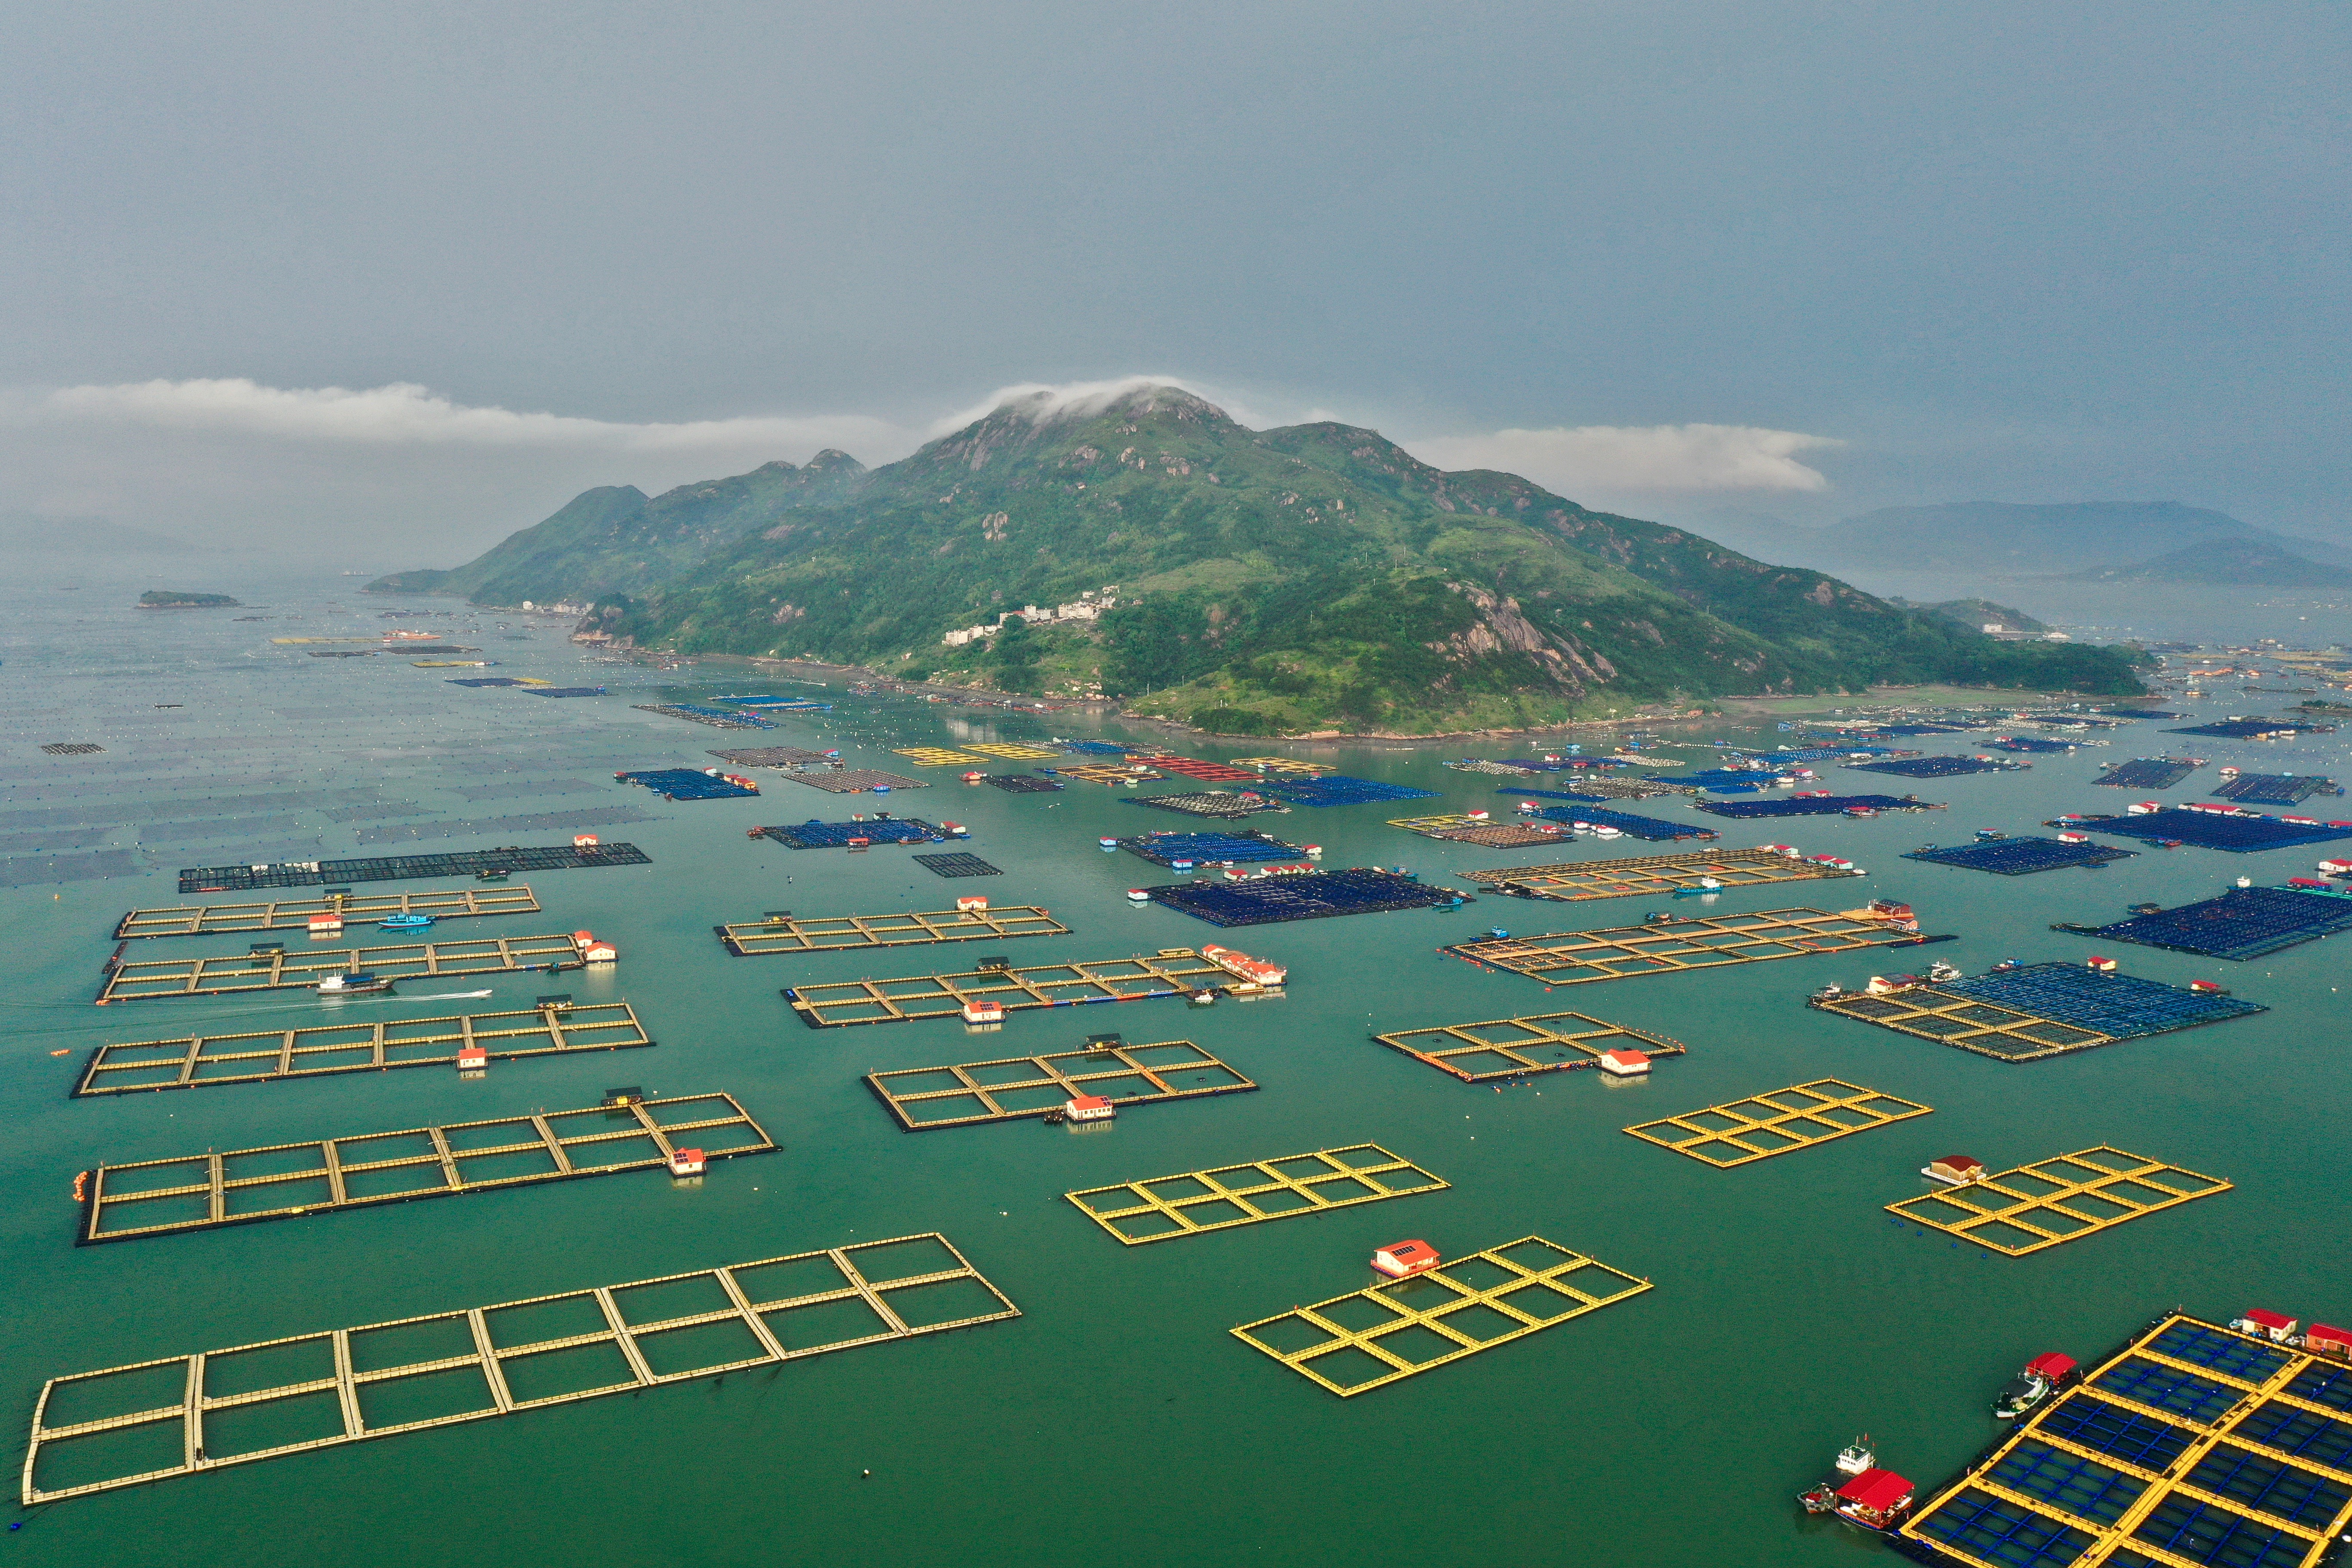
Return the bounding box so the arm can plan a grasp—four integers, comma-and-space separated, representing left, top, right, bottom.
40, 742, 104, 755
1140, 867, 1467, 927
521, 687, 606, 698
1809, 963, 2267, 1062
910, 853, 1001, 878
97, 933, 589, 1003
864, 1038, 1255, 1127
1066, 1144, 1445, 1243
2097, 757, 2202, 789
633, 703, 772, 729
81, 1093, 774, 1243
1847, 756, 2022, 778
1883, 1147, 2230, 1257
2167, 716, 2337, 738
2212, 773, 2341, 805
177, 844, 649, 896
1894, 1313, 2352, 1568
1464, 848, 1862, 903
753, 818, 946, 850
1372, 1010, 1687, 1081
447, 676, 523, 687
783, 948, 1249, 1028
1253, 775, 1441, 807
894, 747, 988, 766
1504, 777, 1690, 801
717, 695, 832, 713
779, 769, 925, 793
1120, 790, 1286, 819
1985, 735, 2076, 753
617, 769, 758, 800
1386, 814, 1571, 848
1641, 770, 1783, 792
982, 774, 1062, 793
707, 746, 842, 769
1047, 763, 1161, 785
73, 1002, 654, 1096
1128, 754, 1261, 782
2049, 807, 2352, 852
1230, 1237, 1651, 1397
2052, 884, 2352, 960
1116, 829, 1306, 866
1530, 805, 1717, 841
1229, 756, 1334, 775
1443, 908, 1940, 988
1903, 837, 2140, 875
1696, 793, 1940, 819
718, 905, 1066, 956
1054, 740, 1135, 756
20, 1233, 1017, 1506
1623, 1079, 1931, 1167
114, 885, 542, 939
960, 742, 1067, 760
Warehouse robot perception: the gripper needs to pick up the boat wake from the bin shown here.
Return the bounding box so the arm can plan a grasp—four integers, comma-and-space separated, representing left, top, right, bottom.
405, 990, 495, 1001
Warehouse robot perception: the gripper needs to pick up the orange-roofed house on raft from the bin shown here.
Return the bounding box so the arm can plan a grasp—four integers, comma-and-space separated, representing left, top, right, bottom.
1597, 1047, 1650, 1077
2306, 1324, 2352, 1357
573, 834, 600, 848
1370, 1240, 1440, 1279
668, 1148, 706, 1177
1926, 1155, 1986, 1185
1063, 1094, 1115, 1124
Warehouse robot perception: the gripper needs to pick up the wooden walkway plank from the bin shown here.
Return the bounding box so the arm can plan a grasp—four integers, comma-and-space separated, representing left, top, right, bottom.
23, 1234, 1019, 1505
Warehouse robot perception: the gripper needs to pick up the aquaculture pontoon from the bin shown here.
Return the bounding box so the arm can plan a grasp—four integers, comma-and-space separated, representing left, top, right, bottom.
20, 1234, 1017, 1505
1903, 838, 2139, 875
1809, 962, 2267, 1062
1373, 1010, 1687, 1081
783, 948, 1249, 1028
98, 933, 587, 1003
1883, 1147, 2229, 1256
1140, 867, 1467, 927
114, 885, 542, 940
2048, 808, 2352, 852
2052, 884, 2352, 961
1463, 848, 1861, 903
1443, 907, 1940, 988
1623, 1079, 1932, 1167
717, 905, 1066, 956
1066, 1145, 1445, 1243
177, 843, 650, 895
864, 1038, 1254, 1128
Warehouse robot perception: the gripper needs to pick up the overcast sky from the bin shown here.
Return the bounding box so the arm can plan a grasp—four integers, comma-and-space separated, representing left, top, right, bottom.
3, 1, 2344, 564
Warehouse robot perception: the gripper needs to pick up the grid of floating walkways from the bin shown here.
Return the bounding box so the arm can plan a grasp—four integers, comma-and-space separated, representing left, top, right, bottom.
1883, 1147, 2230, 1257
717, 904, 1065, 956
1231, 1237, 1651, 1397
83, 1093, 774, 1243
1142, 867, 1465, 926
98, 933, 588, 1002
74, 1002, 653, 1097
1066, 1145, 1445, 1243
784, 948, 1241, 1028
2053, 885, 2352, 961
1624, 1079, 1932, 1167
1905, 838, 2139, 876
114, 885, 542, 940
1372, 1011, 1687, 1081
21, 1234, 1018, 1506
1385, 814, 1571, 848
2096, 756, 2201, 789
1898, 1313, 2352, 1568
1443, 907, 1934, 988
864, 1038, 1254, 1128
1810, 963, 2268, 1062
1461, 848, 1862, 903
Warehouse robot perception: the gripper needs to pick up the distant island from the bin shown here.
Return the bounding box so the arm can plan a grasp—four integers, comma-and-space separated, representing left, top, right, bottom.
138, 590, 241, 609
1886, 596, 2049, 637
2059, 536, 2352, 588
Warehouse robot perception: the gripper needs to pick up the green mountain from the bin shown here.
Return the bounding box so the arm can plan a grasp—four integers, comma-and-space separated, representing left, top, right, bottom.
1885, 596, 2049, 635
2060, 536, 2352, 588
368, 450, 868, 604
379, 386, 2143, 733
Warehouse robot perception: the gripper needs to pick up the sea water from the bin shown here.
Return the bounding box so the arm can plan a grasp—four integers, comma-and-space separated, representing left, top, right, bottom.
1, 567, 2347, 1567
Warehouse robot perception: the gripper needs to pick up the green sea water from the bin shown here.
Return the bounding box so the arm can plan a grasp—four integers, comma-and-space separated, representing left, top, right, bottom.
2, 570, 2348, 1568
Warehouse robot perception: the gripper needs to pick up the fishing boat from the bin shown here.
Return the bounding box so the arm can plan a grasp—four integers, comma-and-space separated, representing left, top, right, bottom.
475, 867, 511, 882
1672, 876, 1723, 898
1994, 1353, 2079, 1419
1798, 1463, 1915, 1533
378, 913, 436, 931
317, 971, 394, 995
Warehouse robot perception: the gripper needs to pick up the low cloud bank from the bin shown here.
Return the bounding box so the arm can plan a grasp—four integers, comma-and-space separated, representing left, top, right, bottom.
1407, 423, 1842, 494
